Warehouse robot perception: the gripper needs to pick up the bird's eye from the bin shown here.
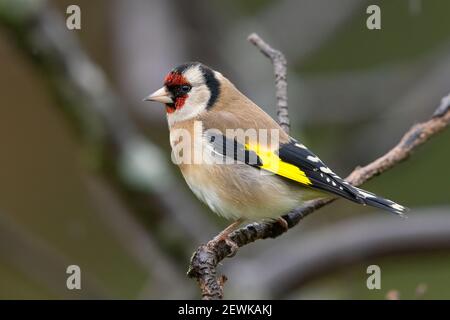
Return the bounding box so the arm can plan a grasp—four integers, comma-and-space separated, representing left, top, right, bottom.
180, 85, 191, 93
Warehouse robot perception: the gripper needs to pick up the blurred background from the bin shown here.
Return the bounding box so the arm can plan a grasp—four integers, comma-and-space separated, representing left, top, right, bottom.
0, 0, 449, 299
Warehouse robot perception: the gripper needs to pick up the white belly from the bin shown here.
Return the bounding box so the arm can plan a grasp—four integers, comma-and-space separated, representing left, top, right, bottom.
182, 162, 320, 220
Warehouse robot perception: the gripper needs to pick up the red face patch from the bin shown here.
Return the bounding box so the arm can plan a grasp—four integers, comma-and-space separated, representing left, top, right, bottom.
164, 72, 190, 113
164, 72, 188, 87
166, 95, 187, 114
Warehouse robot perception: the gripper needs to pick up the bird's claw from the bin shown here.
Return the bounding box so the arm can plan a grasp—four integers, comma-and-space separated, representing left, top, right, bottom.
224, 238, 239, 257
208, 235, 239, 258
276, 217, 289, 232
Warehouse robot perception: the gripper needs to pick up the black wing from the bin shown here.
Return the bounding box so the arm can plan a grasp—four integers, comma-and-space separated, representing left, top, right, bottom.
278, 139, 407, 215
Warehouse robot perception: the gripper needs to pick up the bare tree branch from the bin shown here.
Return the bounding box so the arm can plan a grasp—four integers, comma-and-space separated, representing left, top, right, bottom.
248, 33, 289, 134
188, 33, 450, 300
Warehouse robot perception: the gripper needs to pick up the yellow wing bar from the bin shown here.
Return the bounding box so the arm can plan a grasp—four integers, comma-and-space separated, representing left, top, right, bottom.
245, 143, 312, 186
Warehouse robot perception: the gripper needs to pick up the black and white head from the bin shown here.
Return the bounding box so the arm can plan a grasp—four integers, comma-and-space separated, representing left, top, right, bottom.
145, 62, 221, 126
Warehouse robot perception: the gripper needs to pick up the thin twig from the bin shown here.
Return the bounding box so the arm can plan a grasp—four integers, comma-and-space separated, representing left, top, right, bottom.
187, 34, 450, 300
248, 33, 289, 134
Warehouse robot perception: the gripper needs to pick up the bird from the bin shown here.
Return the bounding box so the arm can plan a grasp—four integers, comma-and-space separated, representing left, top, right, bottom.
144, 62, 407, 243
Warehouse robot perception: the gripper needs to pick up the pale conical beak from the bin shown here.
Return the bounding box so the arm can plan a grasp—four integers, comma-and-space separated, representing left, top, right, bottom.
143, 87, 173, 104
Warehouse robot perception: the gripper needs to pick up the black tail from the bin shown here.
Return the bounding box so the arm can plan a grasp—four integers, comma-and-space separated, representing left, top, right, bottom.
351, 187, 408, 216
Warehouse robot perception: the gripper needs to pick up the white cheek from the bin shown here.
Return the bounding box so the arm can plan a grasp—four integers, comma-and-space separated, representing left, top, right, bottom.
183, 66, 205, 86
167, 85, 211, 126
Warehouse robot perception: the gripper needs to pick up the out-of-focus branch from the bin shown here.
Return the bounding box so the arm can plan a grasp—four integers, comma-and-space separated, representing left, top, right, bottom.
84, 175, 195, 298
0, 0, 215, 256
0, 212, 108, 298
188, 33, 450, 300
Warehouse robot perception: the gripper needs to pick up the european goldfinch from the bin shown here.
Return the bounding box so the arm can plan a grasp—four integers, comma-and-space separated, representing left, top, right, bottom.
145, 62, 407, 238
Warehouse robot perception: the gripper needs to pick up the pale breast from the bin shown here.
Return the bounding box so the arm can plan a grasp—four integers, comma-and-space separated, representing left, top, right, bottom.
179, 153, 319, 220
166, 88, 319, 220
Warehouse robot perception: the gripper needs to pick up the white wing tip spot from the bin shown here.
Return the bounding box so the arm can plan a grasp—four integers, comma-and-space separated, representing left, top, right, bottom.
390, 203, 405, 212
307, 155, 320, 163
295, 143, 307, 149
320, 167, 333, 174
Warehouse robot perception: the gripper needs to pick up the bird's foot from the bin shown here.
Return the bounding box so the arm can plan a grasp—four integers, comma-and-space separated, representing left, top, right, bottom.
208, 233, 239, 258
275, 216, 289, 233
208, 219, 243, 257
223, 237, 239, 257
